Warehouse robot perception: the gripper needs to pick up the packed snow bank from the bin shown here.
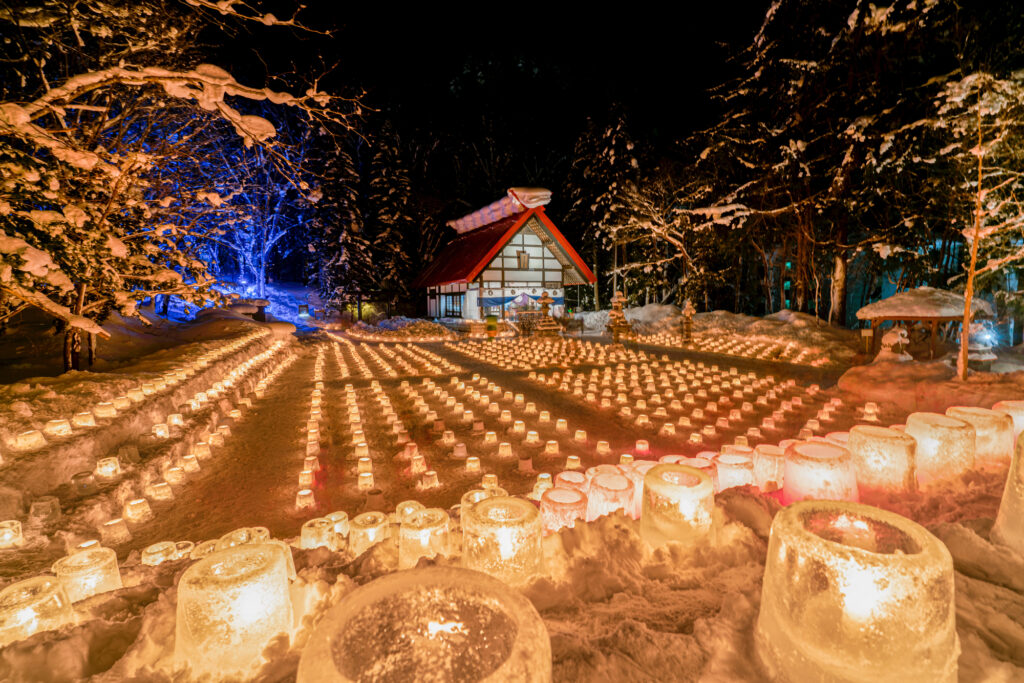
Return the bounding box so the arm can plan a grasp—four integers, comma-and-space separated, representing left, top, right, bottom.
837, 359, 1024, 414
347, 317, 457, 342
855, 286, 994, 320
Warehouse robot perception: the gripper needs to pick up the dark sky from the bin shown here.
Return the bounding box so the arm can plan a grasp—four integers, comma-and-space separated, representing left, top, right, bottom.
241, 4, 771, 141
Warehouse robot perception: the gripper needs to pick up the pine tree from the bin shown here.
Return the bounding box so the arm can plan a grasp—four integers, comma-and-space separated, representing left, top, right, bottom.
365, 122, 416, 307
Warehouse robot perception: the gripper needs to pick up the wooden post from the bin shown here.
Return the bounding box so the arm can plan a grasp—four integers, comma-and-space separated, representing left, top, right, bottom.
929, 319, 938, 359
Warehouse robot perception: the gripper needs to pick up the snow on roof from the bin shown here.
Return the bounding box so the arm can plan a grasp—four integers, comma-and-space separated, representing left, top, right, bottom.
855, 286, 994, 320
446, 187, 551, 234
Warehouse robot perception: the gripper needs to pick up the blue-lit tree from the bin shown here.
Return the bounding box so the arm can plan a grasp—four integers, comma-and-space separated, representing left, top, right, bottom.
0, 0, 356, 370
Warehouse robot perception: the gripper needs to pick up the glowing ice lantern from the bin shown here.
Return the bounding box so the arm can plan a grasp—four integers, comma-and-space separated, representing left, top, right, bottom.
0, 577, 75, 647
398, 508, 450, 570
540, 487, 588, 534
992, 435, 1024, 555
298, 469, 314, 487
52, 546, 123, 602
123, 498, 153, 523
640, 464, 714, 548
755, 501, 958, 683
152, 423, 170, 439
95, 456, 121, 480
463, 496, 542, 584
714, 454, 755, 491
301, 518, 334, 550
296, 566, 551, 683
945, 406, 1013, 467
0, 521, 21, 549
586, 473, 634, 521
175, 543, 294, 677
100, 518, 131, 545
142, 541, 177, 566
904, 412, 976, 485
295, 489, 316, 510
753, 444, 785, 492
992, 399, 1024, 441
350, 511, 390, 556
72, 412, 96, 428
782, 441, 859, 505
847, 425, 917, 493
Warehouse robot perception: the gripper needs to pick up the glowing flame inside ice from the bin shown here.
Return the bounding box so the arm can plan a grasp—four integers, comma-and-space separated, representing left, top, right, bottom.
837, 564, 886, 621
427, 620, 466, 638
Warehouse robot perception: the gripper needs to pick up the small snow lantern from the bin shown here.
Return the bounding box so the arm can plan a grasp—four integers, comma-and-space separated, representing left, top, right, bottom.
540, 487, 588, 534
398, 508, 450, 569
301, 518, 333, 550
753, 444, 786, 492
640, 464, 714, 548
756, 501, 958, 683
782, 442, 858, 505
123, 498, 153, 524
904, 412, 975, 484
462, 496, 542, 584
714, 454, 755, 491
349, 511, 390, 557
175, 543, 294, 676
847, 425, 917, 493
52, 546, 122, 602
585, 472, 634, 521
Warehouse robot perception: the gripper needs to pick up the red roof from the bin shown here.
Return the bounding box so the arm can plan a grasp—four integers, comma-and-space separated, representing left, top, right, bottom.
413, 207, 596, 288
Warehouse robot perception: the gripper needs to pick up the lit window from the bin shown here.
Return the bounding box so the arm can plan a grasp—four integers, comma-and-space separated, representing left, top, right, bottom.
517, 251, 530, 269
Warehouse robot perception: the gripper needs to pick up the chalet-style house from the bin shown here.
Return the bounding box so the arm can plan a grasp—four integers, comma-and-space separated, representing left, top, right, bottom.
413, 188, 596, 320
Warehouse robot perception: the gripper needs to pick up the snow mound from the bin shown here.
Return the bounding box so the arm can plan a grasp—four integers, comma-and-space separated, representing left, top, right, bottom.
348, 317, 457, 341
856, 286, 994, 320
838, 359, 1024, 413
576, 303, 681, 335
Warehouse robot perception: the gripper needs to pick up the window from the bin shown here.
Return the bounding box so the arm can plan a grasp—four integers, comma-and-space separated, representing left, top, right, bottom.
517, 250, 530, 269
442, 294, 462, 317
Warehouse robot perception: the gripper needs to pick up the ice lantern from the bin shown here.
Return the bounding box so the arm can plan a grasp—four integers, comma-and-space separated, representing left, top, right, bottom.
945, 406, 1013, 467
755, 501, 958, 683
0, 576, 75, 646
640, 464, 714, 549
992, 434, 1024, 555
781, 441, 858, 505
175, 543, 294, 676
847, 425, 917, 493
297, 566, 551, 683
52, 546, 123, 602
904, 412, 975, 485
463, 496, 542, 585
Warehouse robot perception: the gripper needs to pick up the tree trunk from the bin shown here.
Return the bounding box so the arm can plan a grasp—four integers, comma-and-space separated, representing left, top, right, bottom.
829, 252, 848, 327
63, 281, 88, 373
592, 246, 600, 310
960, 106, 985, 381
160, 294, 170, 317
733, 253, 743, 312
88, 332, 96, 367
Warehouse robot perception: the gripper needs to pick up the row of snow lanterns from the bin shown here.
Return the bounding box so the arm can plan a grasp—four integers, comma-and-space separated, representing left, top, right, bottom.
344, 326, 451, 343
295, 346, 329, 508
528, 358, 828, 446
642, 330, 825, 365
0, 340, 292, 552
113, 343, 296, 544
9, 329, 271, 455
450, 337, 638, 371
0, 344, 302, 655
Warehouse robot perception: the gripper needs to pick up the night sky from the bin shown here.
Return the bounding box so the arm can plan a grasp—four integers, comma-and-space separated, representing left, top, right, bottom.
229, 4, 771, 153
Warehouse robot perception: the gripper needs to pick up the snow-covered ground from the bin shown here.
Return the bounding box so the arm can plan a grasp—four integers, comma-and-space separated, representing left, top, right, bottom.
0, 312, 1020, 681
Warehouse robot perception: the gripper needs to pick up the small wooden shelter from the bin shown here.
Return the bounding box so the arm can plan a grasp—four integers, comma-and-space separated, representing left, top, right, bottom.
855, 286, 993, 357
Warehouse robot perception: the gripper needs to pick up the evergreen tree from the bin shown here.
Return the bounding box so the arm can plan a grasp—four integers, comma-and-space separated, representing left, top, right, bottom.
365, 122, 416, 306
